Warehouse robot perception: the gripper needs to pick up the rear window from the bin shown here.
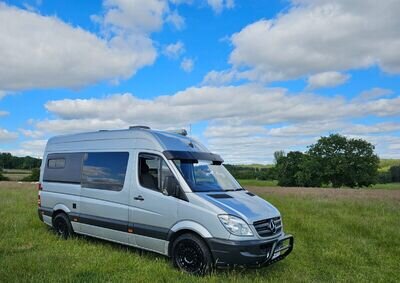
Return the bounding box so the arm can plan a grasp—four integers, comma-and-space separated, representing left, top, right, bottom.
43, 153, 83, 184
48, 158, 65, 169
81, 152, 129, 191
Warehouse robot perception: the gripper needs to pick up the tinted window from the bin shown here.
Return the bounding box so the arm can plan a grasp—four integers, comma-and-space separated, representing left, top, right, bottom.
139, 154, 174, 193
48, 158, 65, 169
173, 160, 242, 192
81, 152, 129, 191
43, 153, 83, 184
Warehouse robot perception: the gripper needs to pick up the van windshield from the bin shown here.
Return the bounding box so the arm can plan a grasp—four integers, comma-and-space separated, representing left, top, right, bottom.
172, 160, 243, 192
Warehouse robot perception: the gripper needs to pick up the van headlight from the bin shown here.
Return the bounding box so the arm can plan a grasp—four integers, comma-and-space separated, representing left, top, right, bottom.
218, 215, 253, 236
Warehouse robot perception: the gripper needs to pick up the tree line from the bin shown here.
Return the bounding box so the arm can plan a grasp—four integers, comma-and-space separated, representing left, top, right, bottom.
1, 134, 399, 186
378, 166, 400, 183
0, 153, 41, 170
226, 134, 399, 188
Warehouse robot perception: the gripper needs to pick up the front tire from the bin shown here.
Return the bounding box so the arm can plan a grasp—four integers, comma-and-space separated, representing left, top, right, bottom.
172, 233, 213, 276
52, 213, 74, 239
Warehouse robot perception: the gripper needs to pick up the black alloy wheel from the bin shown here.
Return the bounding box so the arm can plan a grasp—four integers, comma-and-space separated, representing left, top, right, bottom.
172, 233, 213, 276
53, 213, 73, 239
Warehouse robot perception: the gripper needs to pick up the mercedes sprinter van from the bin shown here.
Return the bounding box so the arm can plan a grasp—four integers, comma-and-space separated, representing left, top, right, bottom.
38, 126, 293, 275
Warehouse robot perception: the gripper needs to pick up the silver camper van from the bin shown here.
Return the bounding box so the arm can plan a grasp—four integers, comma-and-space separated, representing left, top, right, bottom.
38, 126, 293, 275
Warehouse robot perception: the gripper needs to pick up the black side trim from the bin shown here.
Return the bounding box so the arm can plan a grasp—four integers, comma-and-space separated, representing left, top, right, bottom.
71, 213, 128, 232
75, 215, 169, 240
39, 208, 170, 240
208, 194, 233, 199
134, 223, 169, 240
163, 150, 224, 164
39, 207, 53, 217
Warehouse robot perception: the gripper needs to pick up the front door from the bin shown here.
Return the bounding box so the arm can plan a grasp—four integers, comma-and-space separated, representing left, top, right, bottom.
129, 151, 180, 254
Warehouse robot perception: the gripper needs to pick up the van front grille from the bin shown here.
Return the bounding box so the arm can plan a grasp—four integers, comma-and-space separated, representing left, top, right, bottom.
253, 217, 282, 237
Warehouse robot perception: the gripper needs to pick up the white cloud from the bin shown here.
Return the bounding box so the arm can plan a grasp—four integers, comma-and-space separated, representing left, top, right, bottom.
0, 91, 8, 100
163, 41, 185, 59
228, 0, 400, 82
0, 111, 9, 117
37, 84, 400, 131
0, 129, 18, 142
170, 0, 193, 4
36, 118, 129, 134
355, 88, 394, 101
180, 57, 194, 72
31, 84, 400, 162
343, 122, 400, 135
166, 10, 185, 30
202, 69, 237, 86
19, 129, 44, 139
204, 125, 268, 138
268, 121, 400, 137
207, 0, 234, 13
4, 139, 47, 158
306, 72, 350, 90
102, 0, 168, 33
0, 3, 157, 90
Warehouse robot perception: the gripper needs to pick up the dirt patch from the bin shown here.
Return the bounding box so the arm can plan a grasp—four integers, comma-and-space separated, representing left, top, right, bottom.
247, 186, 400, 202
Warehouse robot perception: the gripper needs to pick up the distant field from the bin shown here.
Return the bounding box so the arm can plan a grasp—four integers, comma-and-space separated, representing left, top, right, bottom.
0, 182, 399, 282
238, 179, 279, 187
2, 169, 31, 181
238, 179, 400, 190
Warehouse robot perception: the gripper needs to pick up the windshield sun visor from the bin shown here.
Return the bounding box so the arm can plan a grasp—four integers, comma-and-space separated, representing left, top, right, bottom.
163, 150, 224, 164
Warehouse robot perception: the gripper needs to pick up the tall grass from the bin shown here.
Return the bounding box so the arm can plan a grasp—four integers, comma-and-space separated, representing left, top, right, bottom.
1, 182, 399, 282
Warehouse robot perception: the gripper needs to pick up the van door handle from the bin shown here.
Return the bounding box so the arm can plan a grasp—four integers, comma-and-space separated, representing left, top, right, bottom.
134, 195, 144, 201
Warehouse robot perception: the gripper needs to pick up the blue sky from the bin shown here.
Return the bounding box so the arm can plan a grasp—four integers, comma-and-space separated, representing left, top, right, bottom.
0, 0, 399, 163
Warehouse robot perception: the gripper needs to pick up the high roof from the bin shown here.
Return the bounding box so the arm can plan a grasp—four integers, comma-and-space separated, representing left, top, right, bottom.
45, 127, 210, 153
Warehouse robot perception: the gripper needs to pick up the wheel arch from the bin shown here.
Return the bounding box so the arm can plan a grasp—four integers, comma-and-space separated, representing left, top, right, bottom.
52, 204, 70, 217
51, 204, 71, 224
167, 221, 213, 257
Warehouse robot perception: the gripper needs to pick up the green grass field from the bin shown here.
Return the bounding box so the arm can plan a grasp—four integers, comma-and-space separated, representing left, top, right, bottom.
1, 182, 399, 282
238, 179, 400, 190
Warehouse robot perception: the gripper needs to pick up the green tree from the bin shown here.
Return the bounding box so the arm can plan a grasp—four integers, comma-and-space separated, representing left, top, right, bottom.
295, 154, 323, 187
273, 150, 286, 164
22, 168, 40, 182
390, 166, 400, 182
308, 134, 379, 188
275, 151, 322, 187
276, 151, 302, 186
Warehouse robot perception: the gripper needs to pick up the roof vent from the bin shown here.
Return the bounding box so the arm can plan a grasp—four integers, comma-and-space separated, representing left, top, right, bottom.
167, 129, 187, 136
129, 125, 151, 130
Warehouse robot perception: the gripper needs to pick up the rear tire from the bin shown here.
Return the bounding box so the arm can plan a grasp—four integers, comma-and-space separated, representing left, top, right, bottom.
172, 233, 213, 276
52, 213, 74, 239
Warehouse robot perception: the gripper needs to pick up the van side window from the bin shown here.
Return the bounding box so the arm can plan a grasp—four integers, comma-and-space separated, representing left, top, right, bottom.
138, 154, 174, 193
82, 152, 129, 191
43, 153, 83, 184
48, 158, 65, 169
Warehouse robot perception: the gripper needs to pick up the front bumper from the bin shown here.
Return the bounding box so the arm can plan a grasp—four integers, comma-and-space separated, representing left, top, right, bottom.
206, 234, 294, 267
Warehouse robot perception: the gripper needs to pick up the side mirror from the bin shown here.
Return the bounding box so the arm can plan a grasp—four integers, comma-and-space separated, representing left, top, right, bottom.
162, 176, 180, 197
